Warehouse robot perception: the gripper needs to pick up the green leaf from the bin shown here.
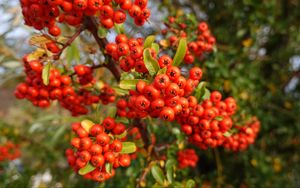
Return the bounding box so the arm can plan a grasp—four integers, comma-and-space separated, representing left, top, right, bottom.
194, 81, 207, 101
215, 116, 224, 121
108, 106, 117, 117
50, 124, 67, 146
112, 87, 129, 95
144, 35, 156, 48
172, 182, 183, 187
66, 42, 80, 65
202, 88, 211, 100
165, 159, 176, 183
78, 163, 96, 175
81, 119, 95, 133
114, 24, 124, 34
105, 163, 112, 174
151, 43, 160, 54
151, 165, 166, 185
119, 79, 149, 90
115, 117, 129, 124
223, 131, 232, 137
42, 62, 51, 85
143, 48, 159, 76
120, 142, 137, 154
157, 67, 167, 75
186, 179, 195, 188
114, 130, 128, 139
172, 38, 187, 66
98, 27, 108, 38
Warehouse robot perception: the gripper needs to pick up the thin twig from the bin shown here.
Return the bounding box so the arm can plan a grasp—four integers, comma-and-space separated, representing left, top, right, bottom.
214, 148, 223, 188
84, 16, 121, 81
53, 26, 85, 60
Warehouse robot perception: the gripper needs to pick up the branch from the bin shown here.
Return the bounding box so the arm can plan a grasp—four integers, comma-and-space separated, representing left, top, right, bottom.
214, 148, 223, 188
53, 26, 85, 60
84, 16, 121, 81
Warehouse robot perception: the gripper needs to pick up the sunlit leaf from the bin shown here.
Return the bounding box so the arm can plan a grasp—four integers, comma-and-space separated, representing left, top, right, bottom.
151, 165, 166, 185
78, 163, 96, 175
144, 35, 156, 48
119, 79, 149, 90
29, 34, 51, 46
143, 48, 159, 76
81, 119, 95, 133
105, 163, 112, 174
172, 38, 187, 66
186, 179, 195, 188
120, 142, 137, 154
42, 62, 51, 85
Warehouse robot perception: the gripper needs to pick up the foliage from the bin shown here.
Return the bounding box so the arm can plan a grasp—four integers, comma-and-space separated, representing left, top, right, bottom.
0, 0, 299, 188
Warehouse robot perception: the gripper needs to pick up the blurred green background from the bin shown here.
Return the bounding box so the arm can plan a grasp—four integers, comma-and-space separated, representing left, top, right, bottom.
0, 0, 299, 187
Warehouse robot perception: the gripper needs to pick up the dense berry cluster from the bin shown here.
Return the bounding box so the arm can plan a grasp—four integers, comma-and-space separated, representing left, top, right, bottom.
180, 92, 237, 150
0, 142, 21, 162
114, 57, 241, 150
66, 119, 131, 182
14, 56, 102, 116
20, 0, 150, 36
105, 34, 149, 73
177, 149, 198, 169
162, 16, 216, 64
116, 66, 203, 120
223, 117, 260, 151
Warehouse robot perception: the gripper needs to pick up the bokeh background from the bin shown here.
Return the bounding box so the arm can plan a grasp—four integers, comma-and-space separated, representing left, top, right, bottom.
0, 0, 299, 187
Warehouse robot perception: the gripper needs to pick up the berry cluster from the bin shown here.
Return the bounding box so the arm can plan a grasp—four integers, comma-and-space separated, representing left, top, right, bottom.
223, 117, 260, 151
116, 66, 203, 120
162, 16, 216, 64
66, 119, 131, 182
99, 84, 116, 104
105, 34, 149, 73
0, 141, 21, 162
114, 55, 240, 150
180, 91, 237, 150
177, 149, 198, 169
14, 56, 100, 116
20, 0, 150, 36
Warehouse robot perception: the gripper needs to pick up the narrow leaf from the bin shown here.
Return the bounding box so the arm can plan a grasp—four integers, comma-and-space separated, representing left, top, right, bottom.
29, 34, 51, 46
27, 48, 46, 61
194, 82, 207, 101
108, 106, 117, 117
98, 27, 108, 38
223, 131, 232, 137
78, 163, 96, 175
151, 43, 160, 54
173, 38, 187, 66
186, 179, 195, 188
105, 163, 112, 174
202, 88, 211, 100
66, 42, 80, 65
42, 62, 51, 85
144, 35, 156, 48
157, 67, 167, 75
120, 142, 137, 154
114, 130, 128, 139
215, 116, 224, 121
81, 119, 95, 133
165, 159, 176, 183
112, 87, 129, 95
115, 117, 129, 124
119, 79, 149, 90
151, 165, 166, 185
114, 24, 124, 34
143, 48, 159, 76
